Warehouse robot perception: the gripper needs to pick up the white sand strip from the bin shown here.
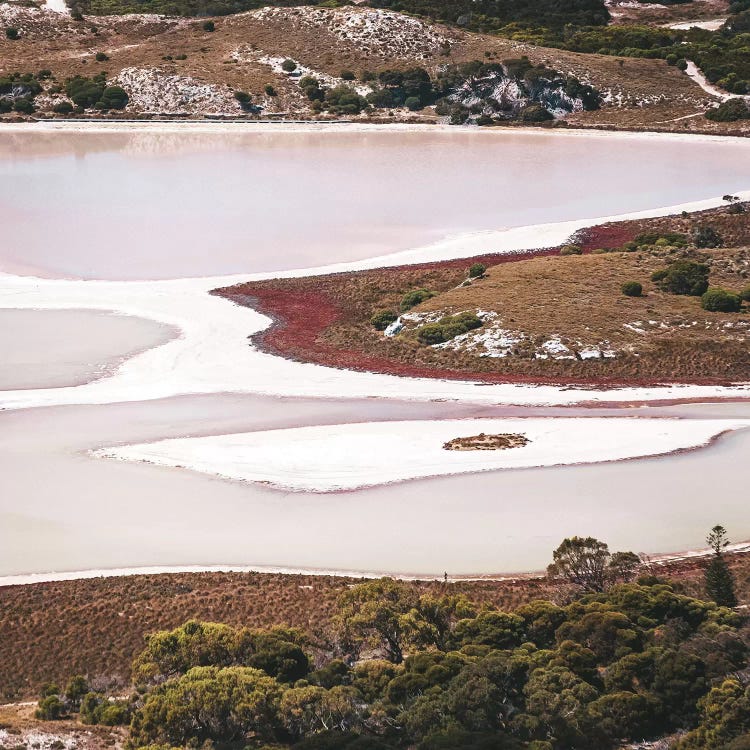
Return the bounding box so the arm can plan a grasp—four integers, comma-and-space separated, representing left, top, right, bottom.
93, 417, 750, 492
1, 190, 750, 410
668, 18, 726, 30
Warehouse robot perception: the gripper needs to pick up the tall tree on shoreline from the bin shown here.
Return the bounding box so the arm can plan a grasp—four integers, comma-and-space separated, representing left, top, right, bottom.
704, 525, 738, 608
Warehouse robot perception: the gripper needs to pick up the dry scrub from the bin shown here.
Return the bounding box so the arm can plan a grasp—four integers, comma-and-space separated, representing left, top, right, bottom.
443, 432, 529, 450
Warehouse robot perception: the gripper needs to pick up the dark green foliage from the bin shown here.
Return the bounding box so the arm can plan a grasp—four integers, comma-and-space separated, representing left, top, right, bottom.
705, 557, 738, 607
634, 231, 687, 247
468, 263, 486, 278
80, 692, 131, 725
65, 73, 107, 108
706, 98, 750, 122
53, 100, 74, 114
621, 281, 642, 297
740, 286, 750, 302
95, 51, 109, 62
282, 58, 297, 72
547, 536, 612, 591
692, 225, 723, 248
234, 90, 251, 108
400, 288, 435, 311
519, 103, 553, 121
98, 85, 128, 109
35, 694, 65, 720
370, 309, 398, 330
340, 69, 355, 81
202, 19, 215, 30
416, 312, 483, 345
701, 288, 742, 312
64, 674, 90, 709
324, 85, 369, 115
5, 27, 19, 40
265, 84, 277, 96
12, 97, 34, 114
651, 260, 710, 296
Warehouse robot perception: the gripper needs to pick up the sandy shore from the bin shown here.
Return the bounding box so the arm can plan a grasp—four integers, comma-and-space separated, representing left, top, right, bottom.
94, 417, 750, 492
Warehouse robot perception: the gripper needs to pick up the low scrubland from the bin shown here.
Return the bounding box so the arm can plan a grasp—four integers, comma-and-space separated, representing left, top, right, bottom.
3, 533, 750, 749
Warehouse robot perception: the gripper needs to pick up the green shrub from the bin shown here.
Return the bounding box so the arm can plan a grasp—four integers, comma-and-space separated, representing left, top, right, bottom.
400, 288, 435, 312
468, 263, 486, 278
621, 281, 643, 297
634, 231, 687, 247
370, 310, 398, 331
416, 312, 483, 345
202, 20, 214, 31
519, 103, 554, 122
651, 260, 709, 296
404, 96, 422, 111
65, 73, 106, 108
13, 98, 34, 114
264, 84, 276, 96
36, 695, 65, 720
340, 69, 355, 81
234, 90, 251, 107
53, 100, 74, 114
281, 59, 297, 73
705, 98, 750, 122
701, 288, 742, 312
94, 51, 109, 62
98, 85, 128, 109
560, 244, 583, 255
324, 85, 369, 115
5, 27, 19, 40
739, 286, 750, 302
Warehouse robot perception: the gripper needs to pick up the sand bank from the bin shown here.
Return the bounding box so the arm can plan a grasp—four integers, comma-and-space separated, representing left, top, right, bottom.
94, 417, 750, 492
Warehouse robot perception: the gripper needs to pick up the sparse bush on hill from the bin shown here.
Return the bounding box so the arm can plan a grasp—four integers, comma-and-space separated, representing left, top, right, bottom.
95, 51, 109, 62
634, 231, 687, 247
621, 281, 642, 297
202, 19, 215, 31
416, 311, 483, 344
701, 288, 742, 312
468, 263, 486, 278
370, 309, 398, 330
400, 288, 435, 311
651, 260, 710, 296
281, 58, 297, 72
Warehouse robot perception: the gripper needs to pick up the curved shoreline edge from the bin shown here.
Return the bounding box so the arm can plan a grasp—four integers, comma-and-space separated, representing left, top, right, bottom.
2, 188, 750, 411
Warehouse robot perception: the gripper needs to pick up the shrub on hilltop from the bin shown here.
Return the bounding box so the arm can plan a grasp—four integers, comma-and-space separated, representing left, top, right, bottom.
651, 260, 710, 296
416, 311, 482, 344
621, 281, 643, 297
400, 288, 435, 311
701, 288, 742, 312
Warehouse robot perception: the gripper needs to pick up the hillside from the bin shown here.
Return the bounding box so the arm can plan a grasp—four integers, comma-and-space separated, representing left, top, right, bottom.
1, 0, 747, 132
217, 203, 750, 386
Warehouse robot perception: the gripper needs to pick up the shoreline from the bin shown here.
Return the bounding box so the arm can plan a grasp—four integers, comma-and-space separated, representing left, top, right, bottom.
0, 119, 747, 146
3, 540, 750, 588
2, 190, 750, 411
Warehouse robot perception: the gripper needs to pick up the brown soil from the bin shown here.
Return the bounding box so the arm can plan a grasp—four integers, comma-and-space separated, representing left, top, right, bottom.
1, 4, 747, 134
1, 550, 750, 701
215, 206, 750, 388
443, 432, 529, 450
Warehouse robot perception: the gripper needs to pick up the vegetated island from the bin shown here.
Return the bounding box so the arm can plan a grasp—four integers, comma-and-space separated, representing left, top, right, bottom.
215, 199, 750, 388
1, 530, 749, 750
443, 433, 530, 450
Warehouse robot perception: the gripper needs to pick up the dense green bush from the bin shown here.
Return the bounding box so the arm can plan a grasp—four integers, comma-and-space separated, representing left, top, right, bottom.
701, 288, 742, 312
634, 231, 687, 247
519, 103, 554, 122
400, 288, 435, 311
95, 51, 109, 62
621, 281, 642, 297
35, 695, 65, 720
5, 27, 19, 40
98, 85, 128, 109
53, 100, 74, 114
651, 260, 710, 296
324, 85, 369, 115
281, 58, 297, 72
202, 19, 214, 31
416, 312, 483, 344
370, 310, 398, 330
706, 98, 750, 122
65, 73, 107, 108
468, 263, 486, 278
